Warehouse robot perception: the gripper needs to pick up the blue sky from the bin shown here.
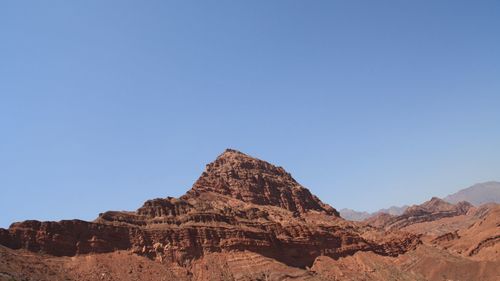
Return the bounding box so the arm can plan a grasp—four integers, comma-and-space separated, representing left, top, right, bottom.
1, 1, 499, 227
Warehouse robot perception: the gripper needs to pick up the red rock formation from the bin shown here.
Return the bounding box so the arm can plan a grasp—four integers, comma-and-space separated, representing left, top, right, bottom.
2, 150, 499, 280
0, 149, 418, 270
184, 149, 338, 216
365, 197, 473, 230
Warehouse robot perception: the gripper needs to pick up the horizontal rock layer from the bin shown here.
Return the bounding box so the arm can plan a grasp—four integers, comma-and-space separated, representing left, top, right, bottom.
0, 149, 419, 268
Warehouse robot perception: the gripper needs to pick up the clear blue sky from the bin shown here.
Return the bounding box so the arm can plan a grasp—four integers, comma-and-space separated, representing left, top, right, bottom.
1, 1, 499, 227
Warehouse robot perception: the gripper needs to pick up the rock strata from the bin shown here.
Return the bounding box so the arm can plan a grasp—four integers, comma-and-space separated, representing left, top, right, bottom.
0, 149, 418, 270
185, 149, 339, 216
1, 150, 499, 281
365, 197, 473, 230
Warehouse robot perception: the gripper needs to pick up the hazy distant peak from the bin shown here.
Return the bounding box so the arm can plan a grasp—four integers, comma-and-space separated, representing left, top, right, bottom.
375, 205, 408, 216
339, 209, 371, 221
443, 181, 500, 205
340, 205, 408, 221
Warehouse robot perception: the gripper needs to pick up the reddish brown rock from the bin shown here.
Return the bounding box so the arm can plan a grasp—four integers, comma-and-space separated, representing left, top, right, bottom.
0, 149, 421, 279
0, 150, 499, 280
184, 149, 338, 216
365, 197, 474, 230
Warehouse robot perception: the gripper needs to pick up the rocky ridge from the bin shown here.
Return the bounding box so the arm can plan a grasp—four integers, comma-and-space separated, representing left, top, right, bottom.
341, 180, 500, 222
443, 181, 500, 205
364, 197, 473, 230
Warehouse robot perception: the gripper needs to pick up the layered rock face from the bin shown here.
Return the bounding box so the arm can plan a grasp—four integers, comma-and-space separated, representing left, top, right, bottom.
0, 149, 418, 270
185, 149, 338, 216
1, 150, 499, 281
365, 197, 473, 230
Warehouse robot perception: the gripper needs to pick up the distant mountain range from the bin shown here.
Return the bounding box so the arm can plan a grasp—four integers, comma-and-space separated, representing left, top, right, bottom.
338, 209, 371, 221
374, 205, 409, 216
340, 181, 500, 221
340, 205, 408, 221
443, 181, 500, 205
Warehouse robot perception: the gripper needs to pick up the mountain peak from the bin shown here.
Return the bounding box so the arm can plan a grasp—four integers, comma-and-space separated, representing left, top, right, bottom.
405, 196, 472, 216
220, 148, 246, 156
214, 148, 248, 161
410, 197, 454, 213
443, 181, 500, 205
185, 150, 338, 216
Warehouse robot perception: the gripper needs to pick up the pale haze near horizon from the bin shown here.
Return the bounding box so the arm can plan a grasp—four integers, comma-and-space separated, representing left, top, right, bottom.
1, 1, 499, 228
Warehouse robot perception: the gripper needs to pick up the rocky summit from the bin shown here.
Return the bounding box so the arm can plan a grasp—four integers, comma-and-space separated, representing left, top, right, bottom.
0, 150, 498, 281
185, 149, 338, 216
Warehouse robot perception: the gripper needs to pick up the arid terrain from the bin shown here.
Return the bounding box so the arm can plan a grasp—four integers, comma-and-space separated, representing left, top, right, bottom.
0, 150, 498, 281
340, 181, 500, 222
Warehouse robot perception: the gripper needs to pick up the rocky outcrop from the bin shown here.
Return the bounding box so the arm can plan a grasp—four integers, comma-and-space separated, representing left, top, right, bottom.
363, 213, 395, 228
468, 235, 500, 256
366, 197, 473, 230
0, 220, 131, 256
185, 149, 338, 216
0, 149, 418, 269
431, 231, 460, 244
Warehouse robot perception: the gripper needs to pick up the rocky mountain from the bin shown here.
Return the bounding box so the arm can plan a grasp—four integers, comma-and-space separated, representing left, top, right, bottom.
0, 150, 498, 281
0, 149, 421, 281
341, 180, 500, 222
359, 198, 500, 281
443, 181, 500, 205
364, 197, 473, 230
184, 149, 338, 216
